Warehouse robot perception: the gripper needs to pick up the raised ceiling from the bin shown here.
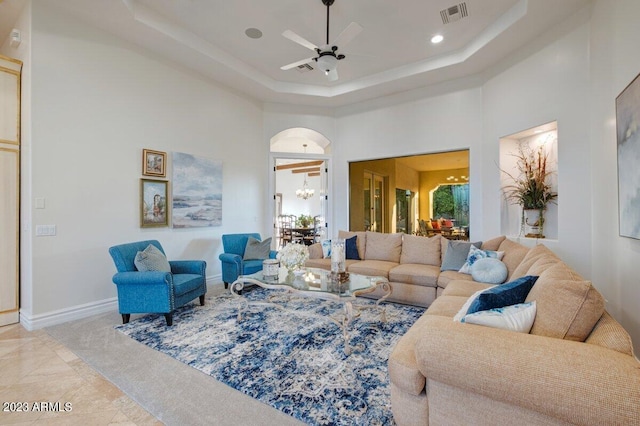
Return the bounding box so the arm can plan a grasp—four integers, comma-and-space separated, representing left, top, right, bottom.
1, 0, 590, 108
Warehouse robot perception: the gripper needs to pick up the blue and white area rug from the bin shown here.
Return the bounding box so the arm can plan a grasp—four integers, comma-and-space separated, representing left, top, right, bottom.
116, 287, 424, 425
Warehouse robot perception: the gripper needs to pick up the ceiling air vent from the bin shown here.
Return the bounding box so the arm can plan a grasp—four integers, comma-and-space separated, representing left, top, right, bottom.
296, 63, 314, 73
440, 2, 468, 24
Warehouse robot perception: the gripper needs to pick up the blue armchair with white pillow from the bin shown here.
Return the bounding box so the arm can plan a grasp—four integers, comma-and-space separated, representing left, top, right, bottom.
108, 240, 207, 326
219, 233, 277, 288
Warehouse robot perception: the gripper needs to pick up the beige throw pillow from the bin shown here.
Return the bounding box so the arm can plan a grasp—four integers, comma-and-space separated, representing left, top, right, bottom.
525, 263, 605, 341
365, 231, 403, 263
400, 234, 441, 266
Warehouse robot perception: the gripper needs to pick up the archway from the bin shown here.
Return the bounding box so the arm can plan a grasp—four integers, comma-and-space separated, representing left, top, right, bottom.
270, 128, 332, 248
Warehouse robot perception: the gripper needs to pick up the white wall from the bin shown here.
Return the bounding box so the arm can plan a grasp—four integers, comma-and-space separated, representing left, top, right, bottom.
22, 2, 265, 325
482, 18, 592, 276
589, 0, 640, 352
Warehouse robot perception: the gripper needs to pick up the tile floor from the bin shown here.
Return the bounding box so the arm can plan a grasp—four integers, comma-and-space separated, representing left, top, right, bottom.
0, 323, 162, 425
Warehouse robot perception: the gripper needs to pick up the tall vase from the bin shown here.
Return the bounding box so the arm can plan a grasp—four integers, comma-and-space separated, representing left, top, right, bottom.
524, 208, 545, 238
331, 239, 346, 273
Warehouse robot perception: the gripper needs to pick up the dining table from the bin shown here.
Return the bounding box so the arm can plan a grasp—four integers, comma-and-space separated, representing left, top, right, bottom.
285, 227, 317, 245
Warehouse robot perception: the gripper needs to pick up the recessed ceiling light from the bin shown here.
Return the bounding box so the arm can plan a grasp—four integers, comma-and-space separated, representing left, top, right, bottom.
431, 34, 444, 44
245, 28, 263, 39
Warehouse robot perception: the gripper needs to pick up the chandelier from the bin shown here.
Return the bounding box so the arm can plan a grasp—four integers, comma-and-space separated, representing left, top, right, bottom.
296, 174, 314, 200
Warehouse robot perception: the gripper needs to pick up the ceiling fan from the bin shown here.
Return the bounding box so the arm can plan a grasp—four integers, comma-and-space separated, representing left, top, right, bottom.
280, 0, 362, 82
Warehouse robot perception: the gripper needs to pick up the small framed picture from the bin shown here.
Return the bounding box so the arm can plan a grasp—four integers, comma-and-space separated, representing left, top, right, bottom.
141, 179, 169, 228
142, 149, 166, 177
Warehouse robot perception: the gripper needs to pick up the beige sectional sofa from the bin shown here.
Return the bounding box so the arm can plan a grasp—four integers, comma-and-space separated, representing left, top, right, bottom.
307, 231, 640, 425
306, 230, 518, 307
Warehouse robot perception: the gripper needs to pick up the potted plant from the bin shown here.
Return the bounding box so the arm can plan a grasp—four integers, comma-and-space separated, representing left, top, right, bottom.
297, 214, 312, 228
502, 144, 557, 238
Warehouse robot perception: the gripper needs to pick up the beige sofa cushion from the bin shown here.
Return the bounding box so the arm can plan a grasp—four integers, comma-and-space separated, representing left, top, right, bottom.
305, 258, 361, 271
525, 263, 605, 341
481, 235, 506, 251
338, 230, 367, 259
365, 231, 402, 262
437, 270, 474, 289
348, 259, 397, 279
511, 243, 563, 279
400, 234, 441, 266
585, 311, 635, 356
441, 280, 494, 297
389, 264, 440, 287
388, 314, 431, 396
497, 239, 530, 280
424, 295, 469, 317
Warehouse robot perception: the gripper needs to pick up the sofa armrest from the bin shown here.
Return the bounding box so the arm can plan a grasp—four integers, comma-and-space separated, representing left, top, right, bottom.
269, 250, 278, 259
415, 315, 640, 425
112, 271, 171, 286
169, 260, 206, 275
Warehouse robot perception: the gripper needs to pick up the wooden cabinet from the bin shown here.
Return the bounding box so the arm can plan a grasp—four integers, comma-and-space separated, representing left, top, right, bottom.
0, 54, 22, 326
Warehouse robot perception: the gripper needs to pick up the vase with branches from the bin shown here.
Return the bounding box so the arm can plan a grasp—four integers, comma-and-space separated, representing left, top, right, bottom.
502, 144, 557, 238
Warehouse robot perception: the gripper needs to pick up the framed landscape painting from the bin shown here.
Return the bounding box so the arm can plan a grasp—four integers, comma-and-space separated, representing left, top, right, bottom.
171, 152, 222, 228
616, 71, 640, 240
140, 179, 168, 228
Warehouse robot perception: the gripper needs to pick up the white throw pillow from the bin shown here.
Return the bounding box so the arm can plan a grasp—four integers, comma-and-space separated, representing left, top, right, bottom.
458, 245, 505, 274
461, 301, 537, 333
471, 258, 508, 284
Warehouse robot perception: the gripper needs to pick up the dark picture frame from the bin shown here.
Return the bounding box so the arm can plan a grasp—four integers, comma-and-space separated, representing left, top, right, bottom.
142, 149, 167, 177
141, 179, 169, 228
616, 71, 640, 240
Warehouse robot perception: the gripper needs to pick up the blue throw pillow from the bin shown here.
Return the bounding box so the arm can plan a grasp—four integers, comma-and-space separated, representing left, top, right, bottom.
466, 275, 539, 315
345, 235, 360, 260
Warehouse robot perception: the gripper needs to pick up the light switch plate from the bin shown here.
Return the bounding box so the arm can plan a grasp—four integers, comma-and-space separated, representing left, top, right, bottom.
35, 225, 56, 236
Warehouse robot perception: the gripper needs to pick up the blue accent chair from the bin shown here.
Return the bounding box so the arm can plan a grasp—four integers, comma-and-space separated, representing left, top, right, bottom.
108, 240, 207, 326
219, 233, 277, 288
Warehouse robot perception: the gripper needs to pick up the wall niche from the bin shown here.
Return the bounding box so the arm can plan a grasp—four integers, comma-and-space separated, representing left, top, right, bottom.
499, 121, 558, 240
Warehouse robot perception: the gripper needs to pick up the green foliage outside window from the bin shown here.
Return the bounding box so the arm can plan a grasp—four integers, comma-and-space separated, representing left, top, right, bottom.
433, 184, 469, 227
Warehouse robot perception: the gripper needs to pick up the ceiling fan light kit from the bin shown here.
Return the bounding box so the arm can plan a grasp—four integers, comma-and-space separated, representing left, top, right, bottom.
281, 0, 361, 82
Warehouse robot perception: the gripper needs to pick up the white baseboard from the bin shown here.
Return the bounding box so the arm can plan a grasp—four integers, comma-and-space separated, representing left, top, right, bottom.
20, 297, 119, 331
20, 275, 223, 331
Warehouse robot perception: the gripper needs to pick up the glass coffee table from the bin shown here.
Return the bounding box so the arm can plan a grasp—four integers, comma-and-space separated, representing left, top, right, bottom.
230, 267, 392, 355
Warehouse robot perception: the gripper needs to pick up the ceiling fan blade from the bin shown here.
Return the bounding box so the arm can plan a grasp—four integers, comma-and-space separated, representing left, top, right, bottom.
332, 22, 362, 48
327, 68, 339, 82
281, 57, 317, 71
282, 30, 318, 51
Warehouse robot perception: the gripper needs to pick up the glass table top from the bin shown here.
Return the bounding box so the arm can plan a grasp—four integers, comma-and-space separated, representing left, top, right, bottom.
242, 267, 384, 298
